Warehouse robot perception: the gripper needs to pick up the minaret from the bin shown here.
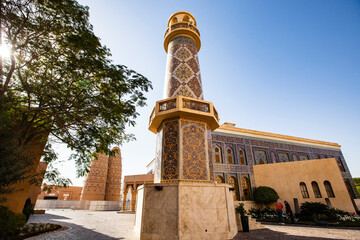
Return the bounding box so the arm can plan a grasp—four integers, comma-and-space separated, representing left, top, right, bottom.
136, 11, 237, 239
149, 11, 219, 184
163, 11, 203, 100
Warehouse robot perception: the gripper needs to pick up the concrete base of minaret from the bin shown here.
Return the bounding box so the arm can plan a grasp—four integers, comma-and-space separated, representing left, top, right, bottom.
134, 182, 237, 240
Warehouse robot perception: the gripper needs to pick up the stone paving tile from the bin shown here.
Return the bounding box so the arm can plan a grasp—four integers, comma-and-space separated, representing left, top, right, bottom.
27, 210, 360, 240
27, 209, 136, 240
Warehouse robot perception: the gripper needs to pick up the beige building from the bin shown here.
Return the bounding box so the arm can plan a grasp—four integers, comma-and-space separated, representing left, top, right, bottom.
254, 158, 356, 213
37, 185, 83, 201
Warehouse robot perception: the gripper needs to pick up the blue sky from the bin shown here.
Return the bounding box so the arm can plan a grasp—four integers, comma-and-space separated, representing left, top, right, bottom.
55, 0, 360, 186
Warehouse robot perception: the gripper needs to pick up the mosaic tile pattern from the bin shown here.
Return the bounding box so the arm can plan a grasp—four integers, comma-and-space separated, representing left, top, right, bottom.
164, 36, 203, 99
162, 120, 179, 180
207, 126, 214, 181
278, 152, 290, 162
181, 119, 207, 180
254, 149, 267, 164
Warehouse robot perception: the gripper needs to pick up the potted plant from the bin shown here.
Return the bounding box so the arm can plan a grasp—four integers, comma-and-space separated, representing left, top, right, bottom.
236, 203, 249, 232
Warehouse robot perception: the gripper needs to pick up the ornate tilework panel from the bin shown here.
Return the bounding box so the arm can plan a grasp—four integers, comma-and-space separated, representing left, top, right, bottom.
270, 151, 277, 163
164, 36, 203, 99
299, 154, 309, 161
206, 125, 214, 181
278, 152, 290, 162
162, 120, 179, 180
254, 149, 267, 164
181, 120, 207, 180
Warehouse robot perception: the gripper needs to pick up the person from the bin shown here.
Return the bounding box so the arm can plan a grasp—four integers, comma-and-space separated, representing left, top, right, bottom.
275, 199, 284, 224
284, 200, 295, 224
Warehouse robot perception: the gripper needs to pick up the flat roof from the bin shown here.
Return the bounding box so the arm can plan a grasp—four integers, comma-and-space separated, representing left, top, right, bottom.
215, 123, 341, 149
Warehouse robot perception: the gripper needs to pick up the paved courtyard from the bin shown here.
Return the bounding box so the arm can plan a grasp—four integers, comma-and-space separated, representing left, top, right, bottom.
28, 210, 360, 240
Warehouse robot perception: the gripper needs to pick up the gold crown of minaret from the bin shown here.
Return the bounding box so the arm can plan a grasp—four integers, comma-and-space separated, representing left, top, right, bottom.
164, 11, 201, 52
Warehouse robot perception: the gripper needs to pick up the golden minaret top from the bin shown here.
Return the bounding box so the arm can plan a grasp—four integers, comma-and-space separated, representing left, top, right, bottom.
163, 11, 203, 100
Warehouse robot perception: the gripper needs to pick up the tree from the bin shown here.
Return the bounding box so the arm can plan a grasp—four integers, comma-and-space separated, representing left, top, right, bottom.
354, 178, 360, 195
0, 0, 151, 197
253, 186, 279, 207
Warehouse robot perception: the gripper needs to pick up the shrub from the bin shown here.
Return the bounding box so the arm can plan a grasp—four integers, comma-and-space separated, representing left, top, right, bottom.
297, 202, 330, 221
254, 186, 279, 205
0, 206, 26, 239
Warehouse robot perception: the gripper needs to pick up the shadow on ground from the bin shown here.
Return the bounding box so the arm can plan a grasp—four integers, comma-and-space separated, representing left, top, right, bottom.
27, 213, 129, 240
260, 221, 360, 231
233, 228, 346, 240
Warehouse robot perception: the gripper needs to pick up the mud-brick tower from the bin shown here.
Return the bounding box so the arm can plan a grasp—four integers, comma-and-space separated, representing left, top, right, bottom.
105, 147, 122, 201
135, 11, 237, 240
81, 147, 122, 201
81, 153, 109, 200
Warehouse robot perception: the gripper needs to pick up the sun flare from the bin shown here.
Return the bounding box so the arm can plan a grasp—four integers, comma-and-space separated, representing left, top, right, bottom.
0, 44, 11, 58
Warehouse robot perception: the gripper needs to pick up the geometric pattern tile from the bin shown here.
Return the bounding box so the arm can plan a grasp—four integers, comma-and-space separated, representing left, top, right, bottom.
181, 120, 207, 180
162, 120, 179, 180
165, 36, 203, 99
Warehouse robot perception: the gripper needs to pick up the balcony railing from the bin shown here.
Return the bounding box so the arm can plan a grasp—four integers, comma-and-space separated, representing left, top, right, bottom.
183, 99, 209, 113
164, 22, 200, 38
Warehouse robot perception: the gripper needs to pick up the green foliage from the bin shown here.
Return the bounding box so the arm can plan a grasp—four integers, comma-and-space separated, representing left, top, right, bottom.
354, 178, 360, 195
312, 214, 328, 221
353, 178, 360, 186
249, 207, 277, 219
297, 202, 331, 221
253, 186, 279, 205
235, 203, 247, 216
0, 0, 151, 196
0, 206, 26, 239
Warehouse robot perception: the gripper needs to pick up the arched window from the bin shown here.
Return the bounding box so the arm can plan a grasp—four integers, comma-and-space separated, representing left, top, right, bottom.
215, 175, 224, 183
226, 147, 234, 164
213, 146, 222, 163
171, 17, 178, 24
324, 181, 335, 198
238, 148, 247, 165
312, 181, 322, 198
228, 176, 239, 201
183, 15, 190, 22
336, 157, 345, 172
299, 182, 309, 198
241, 177, 251, 200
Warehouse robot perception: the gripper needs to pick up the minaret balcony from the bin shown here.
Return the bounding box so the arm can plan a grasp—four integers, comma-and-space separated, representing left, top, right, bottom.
149, 96, 219, 133
164, 22, 201, 52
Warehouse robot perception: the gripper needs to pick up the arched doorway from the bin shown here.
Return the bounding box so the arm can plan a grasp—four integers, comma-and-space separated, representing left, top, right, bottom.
122, 185, 133, 211
228, 176, 239, 201
241, 177, 251, 200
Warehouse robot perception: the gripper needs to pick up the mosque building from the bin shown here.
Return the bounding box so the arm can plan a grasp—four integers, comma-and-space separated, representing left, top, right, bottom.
124, 11, 360, 221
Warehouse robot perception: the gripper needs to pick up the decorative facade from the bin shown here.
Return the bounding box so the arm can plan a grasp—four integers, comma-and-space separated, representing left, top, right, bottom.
212, 122, 359, 212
